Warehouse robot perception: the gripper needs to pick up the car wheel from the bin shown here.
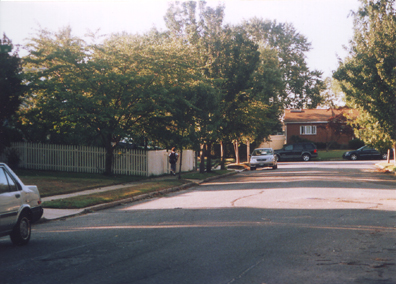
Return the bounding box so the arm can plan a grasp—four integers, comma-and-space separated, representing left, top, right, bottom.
10, 214, 31, 246
272, 165, 277, 170
302, 154, 311, 161
250, 167, 256, 171
351, 154, 358, 160
382, 153, 388, 160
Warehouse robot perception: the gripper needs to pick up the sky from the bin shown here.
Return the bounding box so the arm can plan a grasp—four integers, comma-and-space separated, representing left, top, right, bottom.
0, 0, 361, 78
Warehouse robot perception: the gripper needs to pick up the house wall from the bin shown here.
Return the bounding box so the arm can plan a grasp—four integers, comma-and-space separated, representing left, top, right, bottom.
259, 135, 286, 150
286, 123, 354, 145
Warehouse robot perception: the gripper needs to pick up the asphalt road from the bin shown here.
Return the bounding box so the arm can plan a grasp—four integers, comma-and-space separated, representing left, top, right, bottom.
1, 160, 396, 284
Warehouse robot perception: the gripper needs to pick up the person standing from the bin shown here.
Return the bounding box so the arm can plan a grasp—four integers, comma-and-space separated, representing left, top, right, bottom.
169, 147, 179, 176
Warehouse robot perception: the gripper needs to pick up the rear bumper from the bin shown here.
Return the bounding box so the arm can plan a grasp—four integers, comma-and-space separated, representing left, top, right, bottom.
31, 206, 43, 223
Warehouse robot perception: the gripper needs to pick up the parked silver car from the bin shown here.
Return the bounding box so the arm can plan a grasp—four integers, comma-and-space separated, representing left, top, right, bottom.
250, 148, 278, 170
0, 163, 43, 245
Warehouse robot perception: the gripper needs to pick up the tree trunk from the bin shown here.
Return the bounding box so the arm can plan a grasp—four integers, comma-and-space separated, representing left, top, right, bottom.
206, 142, 212, 173
220, 141, 225, 170
233, 141, 239, 164
199, 144, 205, 173
394, 142, 396, 164
246, 139, 250, 163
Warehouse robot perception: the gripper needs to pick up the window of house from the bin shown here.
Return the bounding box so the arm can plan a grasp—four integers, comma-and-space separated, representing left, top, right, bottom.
300, 125, 317, 135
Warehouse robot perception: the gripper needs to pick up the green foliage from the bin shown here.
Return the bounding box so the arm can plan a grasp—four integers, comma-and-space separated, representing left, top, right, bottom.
334, 0, 396, 153
0, 34, 25, 155
242, 18, 325, 109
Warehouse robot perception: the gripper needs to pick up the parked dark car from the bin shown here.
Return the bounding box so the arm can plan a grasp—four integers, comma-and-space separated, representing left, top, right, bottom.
342, 145, 393, 160
274, 142, 318, 162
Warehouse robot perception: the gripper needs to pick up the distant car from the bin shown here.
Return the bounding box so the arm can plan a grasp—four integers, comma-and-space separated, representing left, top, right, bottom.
274, 142, 318, 162
250, 148, 277, 170
342, 146, 392, 160
0, 163, 43, 245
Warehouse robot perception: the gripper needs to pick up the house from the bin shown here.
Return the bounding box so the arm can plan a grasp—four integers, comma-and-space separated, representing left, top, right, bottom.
283, 108, 358, 145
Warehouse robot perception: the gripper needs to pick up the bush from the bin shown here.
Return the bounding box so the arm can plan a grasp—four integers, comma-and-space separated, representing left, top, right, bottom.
348, 138, 365, 149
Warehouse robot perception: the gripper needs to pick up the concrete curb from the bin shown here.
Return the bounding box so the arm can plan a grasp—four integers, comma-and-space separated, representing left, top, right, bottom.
39, 170, 239, 223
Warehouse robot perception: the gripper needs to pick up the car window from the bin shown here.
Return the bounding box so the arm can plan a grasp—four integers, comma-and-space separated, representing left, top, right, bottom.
5, 171, 19, 192
285, 145, 293, 151
294, 144, 303, 150
0, 168, 10, 193
303, 144, 314, 150
253, 149, 273, 155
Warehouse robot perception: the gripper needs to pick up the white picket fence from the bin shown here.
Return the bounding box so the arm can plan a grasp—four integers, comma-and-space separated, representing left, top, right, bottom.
2, 142, 195, 176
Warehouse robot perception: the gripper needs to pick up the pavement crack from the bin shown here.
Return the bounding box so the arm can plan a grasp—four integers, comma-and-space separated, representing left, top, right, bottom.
230, 190, 265, 207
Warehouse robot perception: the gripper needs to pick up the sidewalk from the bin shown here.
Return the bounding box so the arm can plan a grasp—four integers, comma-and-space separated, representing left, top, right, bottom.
40, 171, 240, 222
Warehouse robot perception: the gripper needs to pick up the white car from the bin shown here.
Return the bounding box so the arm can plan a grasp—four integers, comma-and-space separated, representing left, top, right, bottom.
249, 148, 277, 170
0, 163, 43, 245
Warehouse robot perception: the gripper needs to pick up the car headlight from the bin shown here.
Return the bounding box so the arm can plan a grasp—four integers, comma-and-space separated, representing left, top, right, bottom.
250, 158, 256, 163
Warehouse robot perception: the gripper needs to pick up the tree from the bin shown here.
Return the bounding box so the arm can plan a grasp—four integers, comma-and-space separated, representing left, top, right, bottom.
164, 1, 283, 169
243, 18, 325, 109
321, 111, 354, 151
319, 77, 346, 108
333, 0, 396, 162
22, 27, 197, 174
0, 34, 25, 156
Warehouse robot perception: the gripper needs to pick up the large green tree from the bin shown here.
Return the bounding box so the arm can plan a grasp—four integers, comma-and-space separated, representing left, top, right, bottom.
164, 1, 283, 168
22, 27, 198, 174
334, 0, 396, 161
243, 18, 325, 109
0, 34, 25, 156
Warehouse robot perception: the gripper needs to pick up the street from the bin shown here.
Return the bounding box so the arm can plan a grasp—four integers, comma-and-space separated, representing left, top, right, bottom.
1, 161, 396, 284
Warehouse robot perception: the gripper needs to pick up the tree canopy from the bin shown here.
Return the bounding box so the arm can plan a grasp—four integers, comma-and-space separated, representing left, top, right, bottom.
14, 1, 325, 174
0, 34, 24, 155
333, 0, 396, 158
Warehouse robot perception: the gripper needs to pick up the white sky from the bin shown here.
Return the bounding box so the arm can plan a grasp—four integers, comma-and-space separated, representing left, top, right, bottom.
0, 0, 360, 78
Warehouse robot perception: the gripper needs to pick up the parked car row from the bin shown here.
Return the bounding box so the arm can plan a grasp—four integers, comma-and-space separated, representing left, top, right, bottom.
250, 142, 391, 170
0, 163, 43, 245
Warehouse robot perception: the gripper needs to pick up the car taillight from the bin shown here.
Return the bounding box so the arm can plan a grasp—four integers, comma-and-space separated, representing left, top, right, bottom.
314, 149, 317, 153
38, 200, 42, 205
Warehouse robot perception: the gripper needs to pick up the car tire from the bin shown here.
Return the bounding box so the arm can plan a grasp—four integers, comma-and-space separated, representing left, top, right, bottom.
250, 167, 256, 171
10, 214, 31, 246
351, 154, 358, 160
382, 153, 388, 160
302, 154, 311, 161
272, 165, 277, 170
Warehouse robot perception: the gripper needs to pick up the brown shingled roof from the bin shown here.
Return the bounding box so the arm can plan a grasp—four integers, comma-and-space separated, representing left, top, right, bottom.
284, 108, 358, 123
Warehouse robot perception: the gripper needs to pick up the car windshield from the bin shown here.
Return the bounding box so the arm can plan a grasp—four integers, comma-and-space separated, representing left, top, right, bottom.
357, 145, 371, 151
252, 149, 273, 156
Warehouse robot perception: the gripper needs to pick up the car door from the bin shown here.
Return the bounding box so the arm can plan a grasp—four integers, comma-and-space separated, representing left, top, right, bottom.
360, 147, 376, 159
0, 167, 22, 232
292, 144, 304, 159
280, 145, 294, 160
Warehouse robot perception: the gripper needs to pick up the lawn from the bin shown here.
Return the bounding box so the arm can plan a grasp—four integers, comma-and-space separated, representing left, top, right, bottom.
43, 180, 189, 209
316, 149, 346, 161
15, 169, 147, 198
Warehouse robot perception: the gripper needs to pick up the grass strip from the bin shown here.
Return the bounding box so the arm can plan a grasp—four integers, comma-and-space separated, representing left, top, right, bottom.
42, 180, 188, 209
15, 169, 146, 198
